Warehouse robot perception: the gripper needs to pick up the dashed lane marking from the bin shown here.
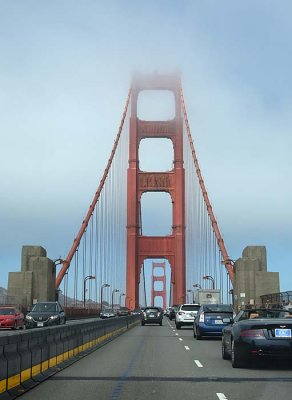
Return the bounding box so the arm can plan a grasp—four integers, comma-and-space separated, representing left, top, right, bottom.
184, 346, 190, 351
216, 393, 228, 400
179, 338, 183, 341
175, 333, 179, 336
194, 360, 203, 368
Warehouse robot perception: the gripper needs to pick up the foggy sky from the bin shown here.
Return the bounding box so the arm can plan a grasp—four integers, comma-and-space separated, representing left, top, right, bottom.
0, 1, 291, 292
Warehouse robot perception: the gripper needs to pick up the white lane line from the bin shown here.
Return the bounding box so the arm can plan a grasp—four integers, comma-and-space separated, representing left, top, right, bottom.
175, 333, 179, 336
173, 329, 176, 332
216, 393, 228, 400
194, 360, 203, 368
184, 346, 190, 351
179, 338, 183, 341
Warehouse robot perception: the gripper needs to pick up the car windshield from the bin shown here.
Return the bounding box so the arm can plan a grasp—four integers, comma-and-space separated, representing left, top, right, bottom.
181, 305, 200, 311
0, 308, 16, 315
32, 303, 57, 312
203, 305, 233, 312
236, 309, 292, 321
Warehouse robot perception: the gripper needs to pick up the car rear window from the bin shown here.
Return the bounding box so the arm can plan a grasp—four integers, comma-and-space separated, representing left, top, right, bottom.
145, 308, 159, 313
202, 305, 233, 312
181, 305, 200, 311
0, 308, 15, 315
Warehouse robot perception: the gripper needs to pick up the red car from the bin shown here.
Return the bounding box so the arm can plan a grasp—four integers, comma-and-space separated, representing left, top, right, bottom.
0, 306, 24, 329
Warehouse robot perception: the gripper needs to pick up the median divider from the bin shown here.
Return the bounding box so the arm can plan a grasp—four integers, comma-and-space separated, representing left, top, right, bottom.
0, 315, 140, 399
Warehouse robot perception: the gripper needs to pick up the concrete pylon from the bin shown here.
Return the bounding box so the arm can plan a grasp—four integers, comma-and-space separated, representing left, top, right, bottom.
233, 246, 279, 309
8, 245, 56, 307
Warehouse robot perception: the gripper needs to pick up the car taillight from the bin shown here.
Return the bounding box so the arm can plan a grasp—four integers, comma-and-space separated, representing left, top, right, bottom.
240, 329, 265, 338
157, 312, 161, 316
199, 313, 204, 322
143, 312, 146, 317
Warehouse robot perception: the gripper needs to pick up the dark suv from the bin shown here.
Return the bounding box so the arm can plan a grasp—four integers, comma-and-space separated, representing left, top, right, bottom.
25, 302, 66, 328
141, 307, 163, 326
168, 304, 179, 320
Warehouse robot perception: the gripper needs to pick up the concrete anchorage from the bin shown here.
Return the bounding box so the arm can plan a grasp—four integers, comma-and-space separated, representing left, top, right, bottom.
233, 246, 280, 309
8, 245, 56, 308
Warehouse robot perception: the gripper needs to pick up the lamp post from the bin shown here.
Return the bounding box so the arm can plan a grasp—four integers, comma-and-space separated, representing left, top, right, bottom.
83, 275, 95, 308
203, 275, 215, 290
100, 283, 110, 311
193, 283, 201, 289
119, 293, 126, 307
187, 289, 195, 304
112, 289, 120, 310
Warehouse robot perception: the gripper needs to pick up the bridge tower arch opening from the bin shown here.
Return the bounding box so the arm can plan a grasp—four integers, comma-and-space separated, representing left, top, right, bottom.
126, 73, 186, 309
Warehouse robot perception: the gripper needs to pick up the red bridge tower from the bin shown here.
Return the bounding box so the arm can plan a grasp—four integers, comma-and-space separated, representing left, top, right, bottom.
126, 73, 186, 309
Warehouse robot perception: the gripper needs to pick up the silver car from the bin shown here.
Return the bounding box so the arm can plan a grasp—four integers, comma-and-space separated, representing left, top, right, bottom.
100, 308, 116, 319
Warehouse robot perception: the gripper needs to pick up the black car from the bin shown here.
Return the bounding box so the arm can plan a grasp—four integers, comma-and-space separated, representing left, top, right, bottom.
222, 308, 292, 368
141, 307, 163, 326
25, 301, 66, 328
168, 304, 179, 320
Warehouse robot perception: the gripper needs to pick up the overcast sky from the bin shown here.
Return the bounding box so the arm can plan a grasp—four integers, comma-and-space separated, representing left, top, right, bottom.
0, 1, 291, 294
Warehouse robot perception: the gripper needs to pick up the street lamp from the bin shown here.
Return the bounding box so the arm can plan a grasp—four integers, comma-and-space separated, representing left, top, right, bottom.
112, 289, 120, 309
100, 283, 110, 311
187, 289, 195, 304
119, 293, 126, 307
83, 275, 95, 308
193, 283, 201, 289
203, 275, 215, 290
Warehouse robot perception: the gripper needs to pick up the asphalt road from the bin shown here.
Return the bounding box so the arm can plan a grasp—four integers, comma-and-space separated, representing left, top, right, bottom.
18, 318, 292, 400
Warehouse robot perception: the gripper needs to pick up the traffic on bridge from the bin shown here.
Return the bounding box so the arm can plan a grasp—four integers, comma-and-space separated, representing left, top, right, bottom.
5, 314, 292, 400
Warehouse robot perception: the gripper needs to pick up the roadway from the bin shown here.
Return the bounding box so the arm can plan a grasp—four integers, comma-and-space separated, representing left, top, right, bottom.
16, 318, 292, 400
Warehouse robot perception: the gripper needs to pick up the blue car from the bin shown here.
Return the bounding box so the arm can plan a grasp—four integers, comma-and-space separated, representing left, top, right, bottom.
193, 304, 234, 340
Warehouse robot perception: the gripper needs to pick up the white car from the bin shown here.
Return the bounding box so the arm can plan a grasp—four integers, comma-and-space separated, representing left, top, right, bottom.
100, 308, 116, 319
175, 303, 200, 329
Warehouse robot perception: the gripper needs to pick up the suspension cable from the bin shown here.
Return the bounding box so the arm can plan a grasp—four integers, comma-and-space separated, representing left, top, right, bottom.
56, 88, 132, 288
180, 84, 234, 283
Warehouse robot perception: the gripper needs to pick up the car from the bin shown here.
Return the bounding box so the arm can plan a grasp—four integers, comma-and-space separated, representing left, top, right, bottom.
117, 307, 130, 317
0, 306, 24, 329
222, 308, 292, 368
141, 307, 163, 326
100, 308, 116, 319
132, 308, 142, 316
169, 305, 179, 320
25, 301, 66, 328
193, 304, 234, 339
175, 303, 200, 329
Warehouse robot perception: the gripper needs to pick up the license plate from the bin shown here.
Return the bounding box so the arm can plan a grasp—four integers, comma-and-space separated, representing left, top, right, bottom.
149, 314, 155, 318
214, 320, 223, 324
37, 322, 44, 327
275, 328, 291, 338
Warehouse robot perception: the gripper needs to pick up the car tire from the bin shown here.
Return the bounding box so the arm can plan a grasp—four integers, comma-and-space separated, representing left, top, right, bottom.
176, 323, 181, 329
169, 316, 172, 320
193, 325, 197, 338
141, 321, 145, 326
196, 328, 202, 340
160, 321, 162, 326
231, 340, 246, 368
221, 339, 229, 360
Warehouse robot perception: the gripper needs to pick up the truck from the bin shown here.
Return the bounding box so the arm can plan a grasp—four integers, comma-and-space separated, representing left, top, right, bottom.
194, 289, 221, 305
